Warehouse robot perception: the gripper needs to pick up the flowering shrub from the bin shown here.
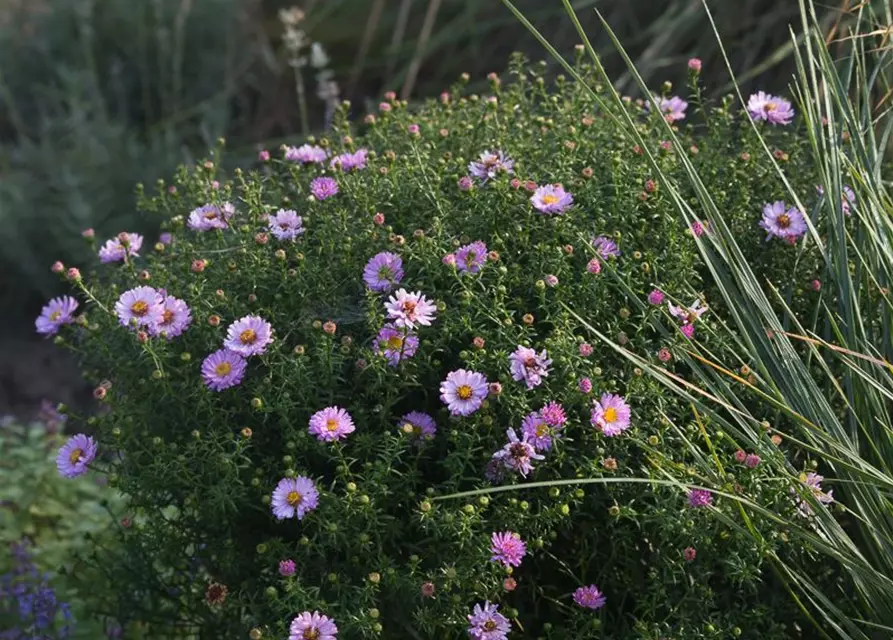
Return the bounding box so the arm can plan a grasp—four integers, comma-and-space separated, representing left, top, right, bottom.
43, 55, 846, 638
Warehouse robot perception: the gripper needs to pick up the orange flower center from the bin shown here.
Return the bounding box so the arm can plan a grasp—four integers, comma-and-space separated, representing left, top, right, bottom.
215, 362, 232, 376
603, 407, 618, 423
326, 418, 339, 431
162, 310, 174, 325
204, 210, 219, 220
69, 448, 83, 464
541, 194, 559, 205
402, 300, 417, 314
240, 329, 257, 344
777, 214, 791, 228
286, 490, 303, 506
456, 385, 473, 400
303, 629, 319, 640
765, 102, 777, 112
131, 301, 149, 316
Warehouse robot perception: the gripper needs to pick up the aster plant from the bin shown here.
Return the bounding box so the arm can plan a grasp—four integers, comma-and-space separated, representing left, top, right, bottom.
38, 52, 843, 639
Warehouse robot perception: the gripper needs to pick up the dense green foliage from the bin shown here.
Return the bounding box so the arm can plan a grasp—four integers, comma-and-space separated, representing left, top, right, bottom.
40, 51, 860, 639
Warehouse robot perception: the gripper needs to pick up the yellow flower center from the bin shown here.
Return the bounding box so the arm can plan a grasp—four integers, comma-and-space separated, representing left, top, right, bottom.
456, 385, 473, 400
535, 423, 549, 437
765, 102, 777, 112
303, 629, 319, 640
204, 210, 219, 220
484, 620, 497, 632
162, 310, 174, 325
69, 448, 83, 464
131, 301, 149, 316
215, 362, 232, 376
326, 418, 339, 431
240, 329, 257, 344
286, 490, 303, 506
777, 214, 791, 228
49, 310, 61, 321
387, 335, 404, 350
541, 194, 559, 205
603, 407, 618, 423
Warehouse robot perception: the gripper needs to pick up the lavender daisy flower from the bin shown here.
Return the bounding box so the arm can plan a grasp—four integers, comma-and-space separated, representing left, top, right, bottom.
149, 295, 192, 339
201, 349, 247, 391
490, 531, 527, 568
590, 393, 632, 437
760, 201, 807, 241
56, 434, 97, 478
289, 611, 338, 640
817, 184, 856, 215
272, 476, 320, 521
308, 406, 355, 442
310, 176, 339, 200
573, 585, 607, 610
592, 235, 620, 259
399, 411, 437, 442
115, 286, 164, 328
35, 296, 78, 336
467, 601, 510, 640
385, 289, 437, 328
650, 95, 688, 122
668, 299, 708, 326
268, 209, 305, 241
285, 144, 329, 164
747, 91, 795, 125
468, 150, 514, 182
363, 252, 404, 292
521, 411, 561, 451
455, 241, 488, 274
687, 488, 713, 508
509, 345, 552, 390
440, 369, 488, 416
330, 148, 368, 172
376, 324, 419, 366
492, 428, 544, 478
531, 184, 573, 215
793, 472, 834, 517
224, 315, 274, 357
187, 203, 236, 231
98, 232, 143, 263
159, 232, 173, 245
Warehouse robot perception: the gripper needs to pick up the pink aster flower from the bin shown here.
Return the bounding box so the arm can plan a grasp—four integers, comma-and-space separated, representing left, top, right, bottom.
467, 601, 510, 640
490, 531, 527, 568
308, 406, 355, 442
592, 235, 620, 259
385, 289, 437, 328
376, 324, 418, 366
399, 411, 437, 443
541, 401, 567, 427
509, 345, 552, 390
35, 296, 78, 336
458, 176, 473, 191
56, 433, 97, 478
289, 612, 337, 640
440, 369, 488, 416
521, 410, 562, 451
268, 209, 305, 240
455, 240, 488, 274
683, 546, 697, 562
98, 232, 143, 263
363, 252, 404, 292
760, 201, 807, 241
647, 289, 665, 305
310, 176, 339, 200
115, 286, 164, 328
687, 488, 713, 508
745, 453, 761, 469
329, 148, 367, 172
531, 184, 573, 215
578, 377, 593, 393
668, 299, 708, 326
285, 144, 328, 164
492, 428, 544, 478
817, 184, 856, 215
793, 472, 834, 517
650, 95, 688, 122
680, 323, 696, 339
148, 295, 191, 339
224, 315, 273, 357
579, 343, 593, 357
747, 91, 795, 125
591, 393, 632, 436
272, 476, 320, 520
573, 584, 607, 610
279, 559, 296, 576
688, 58, 702, 73
187, 203, 236, 231
586, 258, 602, 274
201, 349, 247, 391
468, 150, 514, 182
